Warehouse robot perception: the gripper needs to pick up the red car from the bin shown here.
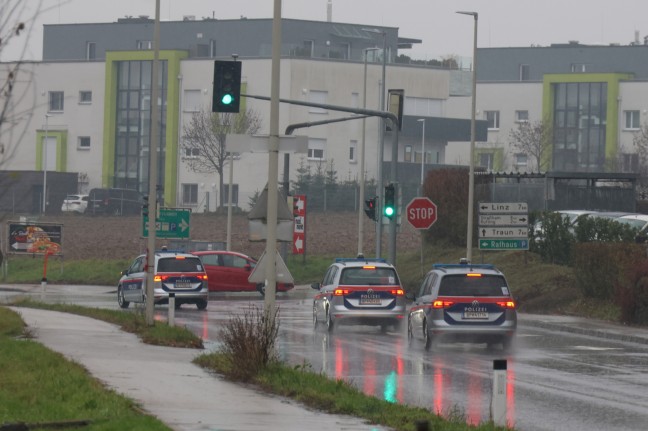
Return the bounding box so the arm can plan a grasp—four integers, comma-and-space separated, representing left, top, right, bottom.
191, 251, 294, 293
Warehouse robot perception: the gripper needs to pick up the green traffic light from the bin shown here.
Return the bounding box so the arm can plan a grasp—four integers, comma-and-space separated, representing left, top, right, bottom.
384, 206, 395, 217
221, 94, 234, 105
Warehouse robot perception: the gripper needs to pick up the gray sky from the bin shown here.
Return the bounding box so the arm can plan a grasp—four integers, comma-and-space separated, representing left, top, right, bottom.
5, 0, 648, 62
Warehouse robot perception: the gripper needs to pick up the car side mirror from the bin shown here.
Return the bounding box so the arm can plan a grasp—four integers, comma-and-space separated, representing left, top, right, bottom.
310, 282, 321, 290
121, 269, 128, 276
244, 263, 252, 272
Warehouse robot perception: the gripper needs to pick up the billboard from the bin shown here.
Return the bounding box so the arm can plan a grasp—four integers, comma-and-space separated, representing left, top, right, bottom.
8, 222, 63, 255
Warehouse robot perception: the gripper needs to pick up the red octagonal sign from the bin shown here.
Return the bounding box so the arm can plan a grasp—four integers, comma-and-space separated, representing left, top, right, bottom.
406, 197, 438, 230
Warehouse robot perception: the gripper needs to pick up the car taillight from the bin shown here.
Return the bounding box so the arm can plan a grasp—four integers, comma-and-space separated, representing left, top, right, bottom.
433, 300, 454, 308
334, 288, 350, 296
154, 275, 168, 282
201, 274, 208, 280
496, 300, 516, 309
390, 289, 404, 296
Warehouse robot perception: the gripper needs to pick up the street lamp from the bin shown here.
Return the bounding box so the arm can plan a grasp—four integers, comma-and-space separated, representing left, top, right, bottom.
358, 47, 380, 256
362, 27, 387, 258
457, 10, 478, 262
42, 114, 51, 214
417, 118, 425, 195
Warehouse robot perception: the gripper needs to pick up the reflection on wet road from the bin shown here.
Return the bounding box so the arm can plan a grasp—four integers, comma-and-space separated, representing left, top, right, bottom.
171, 295, 648, 431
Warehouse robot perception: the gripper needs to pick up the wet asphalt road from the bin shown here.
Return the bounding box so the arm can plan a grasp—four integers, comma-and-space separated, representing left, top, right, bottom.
5, 284, 648, 431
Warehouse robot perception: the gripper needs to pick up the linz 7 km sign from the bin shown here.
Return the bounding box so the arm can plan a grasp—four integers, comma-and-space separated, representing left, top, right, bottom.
406, 197, 438, 230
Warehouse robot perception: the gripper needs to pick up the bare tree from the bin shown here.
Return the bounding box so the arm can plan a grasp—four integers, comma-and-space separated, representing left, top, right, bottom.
0, 1, 45, 168
182, 109, 262, 207
507, 118, 553, 171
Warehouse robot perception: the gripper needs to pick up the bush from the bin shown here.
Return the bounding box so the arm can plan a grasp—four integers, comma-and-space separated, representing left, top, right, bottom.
616, 260, 648, 325
574, 216, 638, 243
572, 243, 644, 300
217, 305, 279, 381
531, 211, 575, 265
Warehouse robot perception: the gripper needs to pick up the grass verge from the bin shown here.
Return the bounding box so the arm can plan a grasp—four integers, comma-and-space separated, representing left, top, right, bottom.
11, 299, 204, 348
0, 306, 173, 430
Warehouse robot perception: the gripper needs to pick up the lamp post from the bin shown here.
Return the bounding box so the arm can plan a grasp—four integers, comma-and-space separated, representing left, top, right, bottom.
362, 27, 387, 258
42, 114, 51, 214
417, 118, 425, 195
457, 10, 478, 262
357, 47, 380, 257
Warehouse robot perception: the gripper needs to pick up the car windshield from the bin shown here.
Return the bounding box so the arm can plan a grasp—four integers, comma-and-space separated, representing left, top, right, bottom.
157, 257, 204, 273
339, 267, 398, 285
439, 274, 508, 296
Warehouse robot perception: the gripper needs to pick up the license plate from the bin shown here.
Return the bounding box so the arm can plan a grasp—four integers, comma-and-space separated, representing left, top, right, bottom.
175, 280, 192, 289
359, 295, 381, 305
463, 311, 488, 319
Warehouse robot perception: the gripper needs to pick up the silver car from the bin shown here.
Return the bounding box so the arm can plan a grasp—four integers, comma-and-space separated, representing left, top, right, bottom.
118, 250, 209, 310
408, 261, 517, 350
311, 257, 406, 332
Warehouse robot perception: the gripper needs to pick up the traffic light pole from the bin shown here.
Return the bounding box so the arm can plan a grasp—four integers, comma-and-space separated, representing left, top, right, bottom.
245, 93, 400, 263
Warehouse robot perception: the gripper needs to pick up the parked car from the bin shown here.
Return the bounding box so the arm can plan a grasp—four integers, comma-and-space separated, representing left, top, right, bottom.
61, 194, 89, 213
86, 187, 142, 216
117, 249, 209, 310
618, 214, 648, 243
191, 250, 294, 294
407, 260, 517, 351
311, 257, 406, 332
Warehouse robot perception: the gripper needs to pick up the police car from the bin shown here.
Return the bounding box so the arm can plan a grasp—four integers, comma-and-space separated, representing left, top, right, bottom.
407, 260, 517, 350
117, 249, 209, 310
311, 257, 406, 332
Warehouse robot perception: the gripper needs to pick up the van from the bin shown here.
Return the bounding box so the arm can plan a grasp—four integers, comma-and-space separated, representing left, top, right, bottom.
86, 188, 142, 216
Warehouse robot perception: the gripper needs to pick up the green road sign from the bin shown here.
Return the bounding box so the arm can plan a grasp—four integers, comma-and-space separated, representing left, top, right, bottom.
479, 238, 529, 250
142, 208, 191, 239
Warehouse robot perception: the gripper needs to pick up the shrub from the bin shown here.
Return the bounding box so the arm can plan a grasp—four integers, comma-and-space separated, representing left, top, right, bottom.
217, 305, 280, 381
531, 211, 574, 265
574, 216, 638, 243
572, 243, 644, 300
616, 260, 648, 325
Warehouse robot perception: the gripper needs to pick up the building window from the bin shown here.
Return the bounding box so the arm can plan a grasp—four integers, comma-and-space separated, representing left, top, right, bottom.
302, 40, 314, 57
404, 145, 412, 162
137, 40, 152, 50
79, 91, 92, 104
210, 39, 217, 57
184, 147, 199, 158
78, 136, 91, 150
625, 110, 640, 130
519, 64, 530, 81
514, 153, 528, 169
570, 63, 587, 73
221, 184, 239, 206
485, 111, 500, 130
308, 138, 325, 160
479, 152, 494, 170
183, 89, 202, 112
86, 42, 96, 60
515, 110, 529, 122
48, 91, 64, 112
182, 184, 198, 205
349, 140, 357, 163
622, 153, 639, 173
308, 90, 328, 114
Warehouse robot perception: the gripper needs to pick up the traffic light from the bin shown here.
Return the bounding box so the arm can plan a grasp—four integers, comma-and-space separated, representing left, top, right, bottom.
364, 197, 377, 221
383, 184, 396, 219
142, 195, 149, 217
212, 60, 242, 113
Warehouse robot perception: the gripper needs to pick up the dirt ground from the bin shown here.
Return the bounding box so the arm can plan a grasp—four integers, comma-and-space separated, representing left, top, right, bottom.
21, 212, 421, 261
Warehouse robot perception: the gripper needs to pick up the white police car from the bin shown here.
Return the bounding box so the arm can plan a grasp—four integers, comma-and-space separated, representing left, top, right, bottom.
407, 260, 517, 350
118, 250, 209, 310
311, 257, 406, 332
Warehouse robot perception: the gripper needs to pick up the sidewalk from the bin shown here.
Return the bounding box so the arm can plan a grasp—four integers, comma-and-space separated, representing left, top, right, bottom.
10, 307, 390, 431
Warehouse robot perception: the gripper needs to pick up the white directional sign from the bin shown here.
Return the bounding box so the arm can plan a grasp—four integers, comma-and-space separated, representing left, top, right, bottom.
478, 202, 528, 214
478, 214, 529, 227
479, 227, 529, 238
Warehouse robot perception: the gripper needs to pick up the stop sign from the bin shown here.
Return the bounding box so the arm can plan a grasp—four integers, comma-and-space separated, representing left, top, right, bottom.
406, 197, 438, 229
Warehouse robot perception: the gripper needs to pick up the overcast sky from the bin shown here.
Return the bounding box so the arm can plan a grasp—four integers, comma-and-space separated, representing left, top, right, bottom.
5, 0, 648, 62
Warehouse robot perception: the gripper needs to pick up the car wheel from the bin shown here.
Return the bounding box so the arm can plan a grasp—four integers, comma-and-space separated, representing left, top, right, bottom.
326, 307, 335, 333
174, 301, 182, 310
423, 320, 434, 351
256, 283, 265, 297
117, 286, 130, 309
196, 300, 207, 311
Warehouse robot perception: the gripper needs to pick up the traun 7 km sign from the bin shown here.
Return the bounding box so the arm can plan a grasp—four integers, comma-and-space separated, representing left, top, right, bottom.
406, 197, 438, 230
